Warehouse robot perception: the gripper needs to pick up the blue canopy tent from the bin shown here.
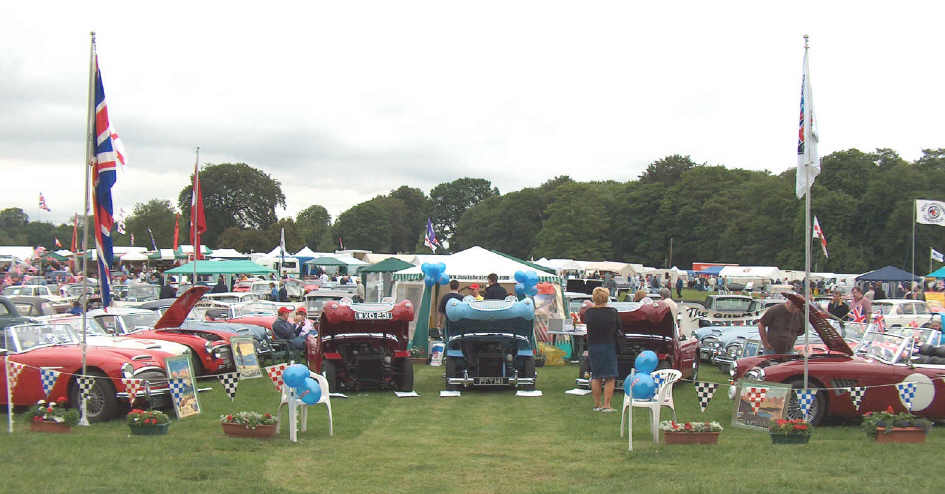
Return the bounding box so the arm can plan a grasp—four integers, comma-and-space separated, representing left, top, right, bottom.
698, 266, 726, 276
855, 266, 923, 282
927, 266, 945, 279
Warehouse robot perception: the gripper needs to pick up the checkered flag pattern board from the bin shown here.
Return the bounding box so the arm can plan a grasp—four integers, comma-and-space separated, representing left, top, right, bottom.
6, 361, 25, 399
793, 389, 815, 421
265, 363, 289, 392
896, 382, 917, 411
39, 368, 61, 398
848, 386, 867, 411
745, 386, 768, 414
121, 378, 143, 402
78, 376, 96, 401
694, 381, 719, 413
218, 372, 240, 401
168, 377, 187, 408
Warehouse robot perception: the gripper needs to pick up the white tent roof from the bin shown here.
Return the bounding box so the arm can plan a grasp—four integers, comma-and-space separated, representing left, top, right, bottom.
208, 248, 246, 258
294, 246, 318, 257
265, 246, 287, 257
582, 261, 636, 276
539, 258, 584, 272
719, 266, 782, 280
119, 251, 149, 261
393, 246, 559, 282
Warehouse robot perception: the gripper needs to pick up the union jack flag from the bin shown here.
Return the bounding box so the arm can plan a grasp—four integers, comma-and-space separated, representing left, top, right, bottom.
38, 193, 51, 212
873, 313, 886, 332
92, 54, 119, 307
850, 305, 865, 323
424, 218, 440, 252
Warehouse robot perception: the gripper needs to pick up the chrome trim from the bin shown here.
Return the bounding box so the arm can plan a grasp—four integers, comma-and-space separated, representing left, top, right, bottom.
446, 376, 536, 386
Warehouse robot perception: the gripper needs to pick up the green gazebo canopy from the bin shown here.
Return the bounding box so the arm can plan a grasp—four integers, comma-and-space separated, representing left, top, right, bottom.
164, 260, 275, 275
358, 257, 414, 274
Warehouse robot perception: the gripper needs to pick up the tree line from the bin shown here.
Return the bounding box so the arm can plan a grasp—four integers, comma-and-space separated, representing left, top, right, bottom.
3, 148, 944, 274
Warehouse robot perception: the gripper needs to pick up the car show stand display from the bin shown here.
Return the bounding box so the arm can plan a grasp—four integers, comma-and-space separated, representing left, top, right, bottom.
663, 431, 719, 445
874, 427, 926, 443
222, 422, 277, 439
30, 422, 72, 433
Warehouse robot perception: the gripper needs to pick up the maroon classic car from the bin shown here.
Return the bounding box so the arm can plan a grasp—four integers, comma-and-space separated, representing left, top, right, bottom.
0, 322, 175, 422
576, 301, 699, 388
307, 300, 414, 392
731, 292, 945, 425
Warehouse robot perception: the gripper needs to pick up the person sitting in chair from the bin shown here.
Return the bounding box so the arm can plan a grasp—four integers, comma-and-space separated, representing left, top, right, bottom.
273, 306, 305, 350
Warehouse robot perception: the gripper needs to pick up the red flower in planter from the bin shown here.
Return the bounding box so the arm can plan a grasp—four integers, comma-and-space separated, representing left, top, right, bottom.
684, 423, 693, 431
886, 406, 895, 413
56, 396, 67, 405
32, 416, 41, 423
796, 424, 808, 431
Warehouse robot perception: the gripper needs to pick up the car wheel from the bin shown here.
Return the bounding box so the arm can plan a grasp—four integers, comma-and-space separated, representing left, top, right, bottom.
519, 358, 536, 391
578, 356, 589, 382
395, 358, 414, 392
786, 378, 826, 426
323, 360, 337, 393
69, 369, 119, 423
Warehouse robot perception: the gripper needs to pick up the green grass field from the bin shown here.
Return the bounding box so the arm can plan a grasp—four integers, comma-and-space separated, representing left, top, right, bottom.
1, 363, 941, 494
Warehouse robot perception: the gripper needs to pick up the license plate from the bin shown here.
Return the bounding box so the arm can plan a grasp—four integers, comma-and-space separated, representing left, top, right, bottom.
355, 311, 392, 320
474, 377, 506, 385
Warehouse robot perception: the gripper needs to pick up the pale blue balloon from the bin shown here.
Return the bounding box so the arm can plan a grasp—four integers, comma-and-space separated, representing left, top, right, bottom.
299, 377, 322, 404
627, 372, 656, 399
282, 364, 309, 388
514, 270, 527, 283
634, 350, 659, 374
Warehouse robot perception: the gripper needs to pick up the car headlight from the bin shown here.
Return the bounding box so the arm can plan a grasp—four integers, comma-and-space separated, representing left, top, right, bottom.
745, 367, 765, 381
727, 344, 741, 357
121, 363, 134, 379
205, 341, 214, 354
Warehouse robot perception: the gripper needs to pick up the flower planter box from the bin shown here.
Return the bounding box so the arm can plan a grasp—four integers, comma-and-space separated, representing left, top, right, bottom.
130, 423, 169, 436
222, 422, 277, 439
770, 434, 810, 444
874, 427, 926, 443
30, 421, 72, 433
663, 431, 720, 445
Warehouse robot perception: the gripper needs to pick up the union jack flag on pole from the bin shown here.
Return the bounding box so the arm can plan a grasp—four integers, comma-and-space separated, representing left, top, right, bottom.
850, 305, 865, 323
39, 193, 51, 212
91, 52, 120, 307
424, 218, 440, 252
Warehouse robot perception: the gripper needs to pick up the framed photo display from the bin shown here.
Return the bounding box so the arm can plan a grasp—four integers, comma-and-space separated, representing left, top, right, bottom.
731, 380, 792, 431
165, 354, 200, 418
230, 336, 262, 379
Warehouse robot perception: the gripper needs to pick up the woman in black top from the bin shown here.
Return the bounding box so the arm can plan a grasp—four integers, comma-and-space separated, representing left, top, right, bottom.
827, 291, 849, 320
584, 287, 621, 412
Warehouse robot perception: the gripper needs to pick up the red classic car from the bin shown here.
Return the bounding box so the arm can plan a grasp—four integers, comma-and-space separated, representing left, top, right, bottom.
89, 287, 236, 375
306, 300, 414, 392
731, 292, 945, 425
576, 301, 699, 388
0, 322, 175, 422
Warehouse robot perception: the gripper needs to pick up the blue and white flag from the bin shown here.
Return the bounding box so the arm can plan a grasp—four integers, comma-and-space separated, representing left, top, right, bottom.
793, 389, 815, 421
424, 218, 440, 252
39, 368, 60, 397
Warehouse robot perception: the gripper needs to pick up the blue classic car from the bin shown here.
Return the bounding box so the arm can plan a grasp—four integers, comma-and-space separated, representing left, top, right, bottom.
708, 326, 760, 371
696, 324, 756, 362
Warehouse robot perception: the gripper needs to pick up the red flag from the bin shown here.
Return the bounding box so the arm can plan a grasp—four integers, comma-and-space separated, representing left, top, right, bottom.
339, 237, 344, 250
191, 162, 206, 260
71, 213, 78, 253
173, 213, 180, 251
812, 216, 829, 258
55, 237, 62, 249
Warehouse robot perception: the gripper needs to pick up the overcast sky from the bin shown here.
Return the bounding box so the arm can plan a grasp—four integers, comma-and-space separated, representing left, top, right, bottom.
3, 2, 944, 227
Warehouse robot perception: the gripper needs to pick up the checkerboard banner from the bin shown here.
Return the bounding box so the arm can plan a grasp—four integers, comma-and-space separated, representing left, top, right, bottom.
745, 386, 768, 414
77, 376, 96, 401
39, 368, 61, 398
265, 363, 289, 392
218, 372, 240, 401
848, 386, 867, 411
168, 377, 187, 408
694, 381, 719, 413
6, 361, 26, 400
121, 378, 143, 403
896, 382, 917, 411
793, 389, 815, 421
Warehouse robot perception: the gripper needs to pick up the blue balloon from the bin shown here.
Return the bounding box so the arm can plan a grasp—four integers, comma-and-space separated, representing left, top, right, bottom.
299, 377, 322, 405
525, 270, 539, 286
436, 262, 446, 275
283, 364, 309, 388
514, 270, 527, 283
525, 284, 538, 297
514, 282, 525, 296
634, 350, 659, 374
627, 372, 656, 399
420, 263, 432, 277
438, 273, 450, 285
424, 277, 435, 287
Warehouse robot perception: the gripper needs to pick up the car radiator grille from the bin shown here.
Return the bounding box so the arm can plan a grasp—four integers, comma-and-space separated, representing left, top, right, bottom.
135, 369, 170, 390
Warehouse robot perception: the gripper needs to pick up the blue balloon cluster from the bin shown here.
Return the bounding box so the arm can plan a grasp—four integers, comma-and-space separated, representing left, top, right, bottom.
624, 350, 659, 399
283, 363, 322, 405
513, 270, 540, 297
421, 262, 449, 287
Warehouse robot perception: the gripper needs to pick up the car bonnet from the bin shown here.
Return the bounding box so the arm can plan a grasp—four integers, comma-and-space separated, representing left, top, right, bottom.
784, 292, 853, 356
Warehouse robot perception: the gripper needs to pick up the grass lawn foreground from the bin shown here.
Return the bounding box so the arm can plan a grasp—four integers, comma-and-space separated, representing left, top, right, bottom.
0, 364, 941, 493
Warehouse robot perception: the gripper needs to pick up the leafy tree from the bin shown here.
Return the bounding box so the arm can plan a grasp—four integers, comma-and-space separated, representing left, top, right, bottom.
178, 163, 286, 247
429, 178, 499, 249
0, 208, 29, 231
120, 199, 179, 249
532, 183, 614, 260
266, 218, 304, 254
638, 155, 700, 185
296, 205, 332, 251
217, 227, 272, 254
389, 186, 430, 252
333, 198, 394, 252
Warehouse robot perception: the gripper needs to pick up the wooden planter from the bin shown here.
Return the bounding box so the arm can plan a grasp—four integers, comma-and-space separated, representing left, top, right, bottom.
874, 427, 926, 443
30, 421, 72, 433
770, 433, 810, 444
222, 422, 277, 439
130, 423, 170, 436
663, 431, 720, 445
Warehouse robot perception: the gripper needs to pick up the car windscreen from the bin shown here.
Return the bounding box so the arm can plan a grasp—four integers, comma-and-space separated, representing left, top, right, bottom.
871, 302, 894, 315
128, 285, 159, 301
123, 312, 160, 330
3, 287, 30, 296
713, 298, 754, 311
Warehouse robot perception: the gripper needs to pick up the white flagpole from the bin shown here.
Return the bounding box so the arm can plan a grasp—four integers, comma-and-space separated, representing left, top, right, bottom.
79, 31, 97, 427
192, 146, 199, 287
802, 35, 811, 392
912, 200, 917, 282
6, 362, 13, 433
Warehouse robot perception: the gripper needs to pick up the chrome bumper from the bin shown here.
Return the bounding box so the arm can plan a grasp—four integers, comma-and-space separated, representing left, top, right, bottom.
447, 370, 535, 388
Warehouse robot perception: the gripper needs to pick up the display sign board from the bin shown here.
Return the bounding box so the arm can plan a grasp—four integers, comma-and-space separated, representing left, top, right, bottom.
165, 354, 201, 418
231, 336, 262, 379
731, 380, 792, 431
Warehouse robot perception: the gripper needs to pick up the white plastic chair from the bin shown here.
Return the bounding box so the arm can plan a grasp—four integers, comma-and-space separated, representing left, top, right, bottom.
619, 368, 681, 451
277, 371, 333, 442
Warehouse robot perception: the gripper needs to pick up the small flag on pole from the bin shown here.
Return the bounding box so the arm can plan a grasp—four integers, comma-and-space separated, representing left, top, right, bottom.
932, 247, 944, 263
338, 237, 344, 250
424, 218, 440, 253
71, 213, 78, 253
173, 213, 180, 251
812, 216, 828, 258
54, 237, 62, 249
793, 389, 815, 421
39, 193, 51, 212
6, 361, 26, 400
39, 368, 61, 398
78, 376, 96, 401
916, 200, 945, 226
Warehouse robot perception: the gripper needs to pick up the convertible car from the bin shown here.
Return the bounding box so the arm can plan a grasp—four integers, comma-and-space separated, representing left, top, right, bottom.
731, 292, 945, 425
0, 322, 174, 421
576, 301, 699, 388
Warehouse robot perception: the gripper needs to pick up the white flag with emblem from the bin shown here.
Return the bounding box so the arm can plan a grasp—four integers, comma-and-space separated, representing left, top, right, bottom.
916, 200, 945, 226
932, 247, 944, 263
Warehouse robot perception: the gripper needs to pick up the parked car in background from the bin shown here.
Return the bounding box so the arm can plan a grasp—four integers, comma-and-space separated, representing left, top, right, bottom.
304, 290, 352, 321
112, 283, 161, 307
0, 322, 174, 421
2, 285, 70, 312
36, 314, 191, 356
7, 296, 57, 317
871, 299, 935, 328
0, 296, 34, 329
577, 301, 699, 388
680, 294, 764, 331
